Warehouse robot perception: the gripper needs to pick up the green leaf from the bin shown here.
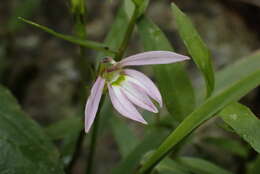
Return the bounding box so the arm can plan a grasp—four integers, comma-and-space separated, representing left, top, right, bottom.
156, 158, 190, 174
204, 137, 248, 158
171, 3, 215, 98
97, 5, 129, 61
137, 68, 260, 173
157, 157, 233, 174
18, 17, 116, 55
125, 0, 149, 18
0, 85, 64, 174
215, 51, 260, 95
110, 116, 139, 158
8, 0, 41, 32
137, 16, 195, 122
44, 116, 83, 166
197, 50, 260, 104
178, 157, 233, 174
45, 117, 82, 140
219, 102, 260, 153
111, 128, 169, 174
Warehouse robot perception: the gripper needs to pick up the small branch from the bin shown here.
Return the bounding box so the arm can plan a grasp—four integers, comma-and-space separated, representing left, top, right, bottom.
115, 6, 139, 60
18, 17, 116, 55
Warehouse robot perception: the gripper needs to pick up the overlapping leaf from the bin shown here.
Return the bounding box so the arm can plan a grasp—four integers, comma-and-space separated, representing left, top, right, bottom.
171, 3, 215, 98
219, 102, 260, 153
137, 16, 195, 122
137, 64, 260, 173
0, 85, 64, 174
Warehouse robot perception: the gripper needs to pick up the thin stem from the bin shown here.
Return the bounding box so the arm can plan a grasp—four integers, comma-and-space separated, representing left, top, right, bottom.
86, 95, 105, 174
18, 17, 116, 55
66, 0, 91, 173
115, 5, 139, 60
66, 129, 85, 173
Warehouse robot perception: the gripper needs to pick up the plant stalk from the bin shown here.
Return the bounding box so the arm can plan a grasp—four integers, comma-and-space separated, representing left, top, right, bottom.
115, 5, 139, 60
86, 95, 105, 174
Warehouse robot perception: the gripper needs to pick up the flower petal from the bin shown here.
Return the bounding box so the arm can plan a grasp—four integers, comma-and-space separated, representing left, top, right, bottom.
124, 69, 163, 107
120, 79, 158, 113
119, 51, 189, 66
108, 85, 147, 124
85, 76, 105, 133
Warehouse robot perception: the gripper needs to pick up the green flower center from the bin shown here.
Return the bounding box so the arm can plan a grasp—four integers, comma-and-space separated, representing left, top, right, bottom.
110, 75, 126, 86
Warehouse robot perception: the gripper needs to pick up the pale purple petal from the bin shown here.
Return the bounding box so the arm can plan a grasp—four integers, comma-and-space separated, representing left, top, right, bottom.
120, 79, 158, 113
85, 76, 105, 133
124, 69, 162, 107
108, 85, 147, 124
119, 51, 189, 66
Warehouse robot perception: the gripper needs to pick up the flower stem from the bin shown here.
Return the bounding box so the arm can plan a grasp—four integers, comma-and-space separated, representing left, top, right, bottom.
86, 95, 105, 174
66, 0, 92, 173
115, 5, 139, 60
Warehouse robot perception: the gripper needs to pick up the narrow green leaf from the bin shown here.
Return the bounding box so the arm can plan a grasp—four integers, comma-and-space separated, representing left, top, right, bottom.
18, 17, 116, 55
197, 51, 260, 103
204, 137, 248, 158
219, 102, 260, 153
0, 85, 64, 174
215, 50, 260, 95
156, 158, 190, 174
137, 16, 195, 122
171, 3, 215, 98
97, 5, 130, 61
178, 157, 233, 174
137, 69, 260, 174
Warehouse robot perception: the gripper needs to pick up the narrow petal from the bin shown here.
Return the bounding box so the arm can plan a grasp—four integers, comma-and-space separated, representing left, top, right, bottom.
108, 85, 147, 124
124, 69, 162, 107
119, 51, 189, 66
85, 77, 105, 133
120, 79, 158, 113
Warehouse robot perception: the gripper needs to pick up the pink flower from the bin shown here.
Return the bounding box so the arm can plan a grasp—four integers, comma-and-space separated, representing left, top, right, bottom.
84, 51, 189, 132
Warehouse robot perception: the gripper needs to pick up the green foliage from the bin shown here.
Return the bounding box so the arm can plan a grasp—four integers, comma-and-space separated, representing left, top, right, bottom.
178, 157, 233, 174
214, 51, 260, 94
0, 85, 64, 174
220, 102, 260, 153
97, 3, 130, 61
45, 117, 82, 140
156, 158, 190, 174
138, 17, 196, 122
137, 66, 260, 173
171, 3, 215, 98
204, 137, 248, 158
110, 116, 139, 158
157, 157, 233, 174
4, 1, 260, 173
111, 128, 169, 174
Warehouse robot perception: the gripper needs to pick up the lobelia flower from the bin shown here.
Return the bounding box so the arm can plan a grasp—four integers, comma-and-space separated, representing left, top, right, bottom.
84, 51, 189, 133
